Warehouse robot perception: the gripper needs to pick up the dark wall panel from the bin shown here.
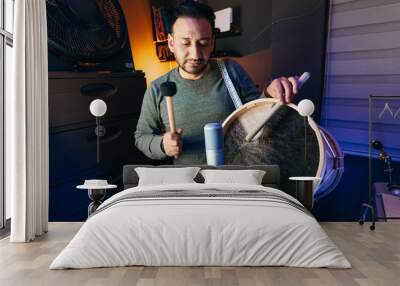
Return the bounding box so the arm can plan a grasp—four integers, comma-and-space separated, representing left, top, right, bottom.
271, 0, 329, 123
206, 0, 329, 122
48, 72, 158, 221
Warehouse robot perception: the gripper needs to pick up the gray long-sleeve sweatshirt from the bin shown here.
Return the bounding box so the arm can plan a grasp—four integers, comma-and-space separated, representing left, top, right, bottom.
134, 59, 266, 164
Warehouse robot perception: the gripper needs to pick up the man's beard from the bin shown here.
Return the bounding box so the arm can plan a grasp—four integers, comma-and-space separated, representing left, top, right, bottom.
179, 59, 208, 75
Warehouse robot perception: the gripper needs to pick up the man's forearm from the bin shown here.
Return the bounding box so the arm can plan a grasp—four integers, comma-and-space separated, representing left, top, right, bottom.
134, 132, 168, 160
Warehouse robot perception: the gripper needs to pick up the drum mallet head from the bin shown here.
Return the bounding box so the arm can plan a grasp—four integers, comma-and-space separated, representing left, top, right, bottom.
298, 99, 315, 117
160, 81, 177, 97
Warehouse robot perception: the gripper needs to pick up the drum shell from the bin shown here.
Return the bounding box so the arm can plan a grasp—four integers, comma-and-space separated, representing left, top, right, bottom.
313, 127, 344, 200
222, 98, 343, 200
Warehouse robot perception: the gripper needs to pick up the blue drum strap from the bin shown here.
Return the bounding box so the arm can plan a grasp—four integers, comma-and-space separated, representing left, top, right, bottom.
217, 59, 243, 109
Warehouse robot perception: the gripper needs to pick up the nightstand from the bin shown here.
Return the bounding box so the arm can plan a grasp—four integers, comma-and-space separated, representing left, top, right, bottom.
77, 180, 117, 217
289, 177, 320, 210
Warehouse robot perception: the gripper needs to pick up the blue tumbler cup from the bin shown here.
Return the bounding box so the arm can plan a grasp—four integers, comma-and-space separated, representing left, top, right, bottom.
204, 123, 224, 166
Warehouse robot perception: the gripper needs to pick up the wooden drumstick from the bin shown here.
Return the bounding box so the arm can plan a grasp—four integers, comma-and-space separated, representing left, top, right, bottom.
166, 98, 176, 133
245, 72, 311, 142
160, 81, 178, 158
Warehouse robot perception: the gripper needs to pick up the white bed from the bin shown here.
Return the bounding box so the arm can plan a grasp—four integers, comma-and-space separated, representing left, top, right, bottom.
50, 182, 351, 269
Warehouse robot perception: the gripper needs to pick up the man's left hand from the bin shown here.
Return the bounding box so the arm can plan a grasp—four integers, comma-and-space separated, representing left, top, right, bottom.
265, 76, 299, 104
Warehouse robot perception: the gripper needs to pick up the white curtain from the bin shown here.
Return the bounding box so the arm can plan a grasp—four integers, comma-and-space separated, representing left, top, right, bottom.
6, 0, 49, 242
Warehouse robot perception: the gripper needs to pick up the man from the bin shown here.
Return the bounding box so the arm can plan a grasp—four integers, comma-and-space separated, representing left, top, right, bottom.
135, 1, 300, 164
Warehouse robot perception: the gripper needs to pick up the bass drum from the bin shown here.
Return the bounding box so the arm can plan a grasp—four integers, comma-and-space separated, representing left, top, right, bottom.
223, 98, 343, 201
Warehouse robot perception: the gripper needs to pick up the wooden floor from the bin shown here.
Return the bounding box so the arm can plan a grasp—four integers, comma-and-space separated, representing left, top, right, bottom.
0, 222, 399, 286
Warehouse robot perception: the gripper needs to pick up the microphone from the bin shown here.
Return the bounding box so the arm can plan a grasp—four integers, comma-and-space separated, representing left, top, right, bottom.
204, 123, 224, 166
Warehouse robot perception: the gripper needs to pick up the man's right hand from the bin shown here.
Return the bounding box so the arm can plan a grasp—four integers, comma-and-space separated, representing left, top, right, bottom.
162, 128, 183, 157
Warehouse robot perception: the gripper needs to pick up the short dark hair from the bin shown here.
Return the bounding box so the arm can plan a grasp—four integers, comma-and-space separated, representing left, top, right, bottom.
171, 1, 215, 33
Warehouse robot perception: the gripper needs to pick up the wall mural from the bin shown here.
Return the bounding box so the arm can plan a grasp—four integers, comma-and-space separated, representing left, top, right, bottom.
47, 0, 338, 221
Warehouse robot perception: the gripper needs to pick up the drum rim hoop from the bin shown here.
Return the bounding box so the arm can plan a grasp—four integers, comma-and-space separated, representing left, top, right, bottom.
222, 98, 325, 185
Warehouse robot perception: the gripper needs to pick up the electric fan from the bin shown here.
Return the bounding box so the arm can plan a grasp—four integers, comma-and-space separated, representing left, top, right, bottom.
46, 0, 129, 64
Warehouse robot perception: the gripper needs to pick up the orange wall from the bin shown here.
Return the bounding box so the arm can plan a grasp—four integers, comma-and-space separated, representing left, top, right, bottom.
120, 0, 176, 86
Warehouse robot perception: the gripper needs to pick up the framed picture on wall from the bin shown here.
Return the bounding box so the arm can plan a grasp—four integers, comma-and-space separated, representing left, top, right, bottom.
156, 42, 174, 62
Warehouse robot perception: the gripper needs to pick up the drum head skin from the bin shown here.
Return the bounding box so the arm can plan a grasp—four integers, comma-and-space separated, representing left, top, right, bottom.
223, 99, 320, 197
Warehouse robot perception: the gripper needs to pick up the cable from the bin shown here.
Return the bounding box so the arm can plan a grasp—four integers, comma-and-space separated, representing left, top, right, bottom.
250, 0, 323, 44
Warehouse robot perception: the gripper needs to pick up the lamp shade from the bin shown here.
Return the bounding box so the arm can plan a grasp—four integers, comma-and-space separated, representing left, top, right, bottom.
89, 99, 107, 117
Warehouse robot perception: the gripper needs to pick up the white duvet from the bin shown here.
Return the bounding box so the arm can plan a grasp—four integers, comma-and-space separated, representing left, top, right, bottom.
50, 183, 351, 269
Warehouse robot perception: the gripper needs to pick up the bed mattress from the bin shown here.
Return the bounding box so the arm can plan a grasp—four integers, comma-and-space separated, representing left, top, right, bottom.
50, 183, 350, 269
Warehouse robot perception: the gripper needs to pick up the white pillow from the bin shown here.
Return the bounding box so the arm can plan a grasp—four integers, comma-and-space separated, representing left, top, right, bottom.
200, 169, 266, 185
135, 167, 201, 186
